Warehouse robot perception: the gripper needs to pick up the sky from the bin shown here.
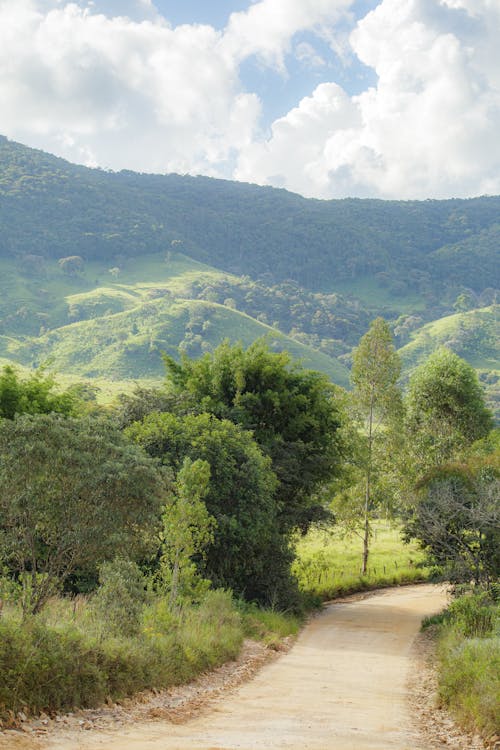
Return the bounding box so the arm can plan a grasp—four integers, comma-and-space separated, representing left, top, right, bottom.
1, 0, 499, 200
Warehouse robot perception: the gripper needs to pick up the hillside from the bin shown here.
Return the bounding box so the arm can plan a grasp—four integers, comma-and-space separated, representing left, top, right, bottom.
0, 252, 350, 394
0, 136, 498, 404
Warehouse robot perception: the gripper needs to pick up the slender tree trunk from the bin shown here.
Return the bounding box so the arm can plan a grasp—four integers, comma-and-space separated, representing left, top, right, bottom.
362, 481, 370, 575
362, 394, 374, 575
169, 549, 181, 611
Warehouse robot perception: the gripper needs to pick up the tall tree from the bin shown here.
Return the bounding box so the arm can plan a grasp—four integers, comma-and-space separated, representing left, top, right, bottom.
350, 318, 402, 573
405, 347, 494, 473
127, 411, 282, 604
159, 457, 215, 610
163, 339, 344, 536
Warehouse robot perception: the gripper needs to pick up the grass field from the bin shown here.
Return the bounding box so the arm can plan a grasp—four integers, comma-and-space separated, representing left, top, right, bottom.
293, 520, 430, 599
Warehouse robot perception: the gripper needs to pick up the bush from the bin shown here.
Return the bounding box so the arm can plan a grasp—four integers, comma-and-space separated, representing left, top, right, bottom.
92, 559, 147, 637
435, 590, 500, 739
438, 632, 500, 736
446, 590, 497, 638
0, 590, 245, 722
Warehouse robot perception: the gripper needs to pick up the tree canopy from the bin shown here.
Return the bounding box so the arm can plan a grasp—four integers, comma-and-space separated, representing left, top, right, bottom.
0, 414, 165, 615
126, 411, 283, 603
0, 365, 80, 419
163, 340, 344, 535
406, 348, 493, 471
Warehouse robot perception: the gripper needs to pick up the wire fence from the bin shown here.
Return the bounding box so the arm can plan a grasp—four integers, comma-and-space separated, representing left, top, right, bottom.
297, 558, 419, 588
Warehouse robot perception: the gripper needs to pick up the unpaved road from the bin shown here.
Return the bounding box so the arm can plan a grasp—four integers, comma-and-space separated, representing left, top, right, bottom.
6, 584, 449, 750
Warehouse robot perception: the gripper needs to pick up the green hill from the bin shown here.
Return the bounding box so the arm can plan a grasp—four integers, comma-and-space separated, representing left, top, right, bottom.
1, 136, 499, 294
0, 136, 498, 399
399, 306, 499, 418
0, 252, 350, 390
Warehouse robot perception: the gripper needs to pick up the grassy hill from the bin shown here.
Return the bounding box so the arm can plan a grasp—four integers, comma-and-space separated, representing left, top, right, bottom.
400, 306, 499, 418
0, 252, 350, 392
0, 136, 498, 402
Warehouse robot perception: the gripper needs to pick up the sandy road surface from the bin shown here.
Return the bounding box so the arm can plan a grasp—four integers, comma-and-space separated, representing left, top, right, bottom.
6, 584, 449, 750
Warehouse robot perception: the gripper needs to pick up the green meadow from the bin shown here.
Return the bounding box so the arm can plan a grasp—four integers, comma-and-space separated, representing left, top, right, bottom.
293, 521, 430, 599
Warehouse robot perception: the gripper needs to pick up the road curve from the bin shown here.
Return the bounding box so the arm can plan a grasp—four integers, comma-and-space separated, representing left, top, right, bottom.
17, 584, 450, 750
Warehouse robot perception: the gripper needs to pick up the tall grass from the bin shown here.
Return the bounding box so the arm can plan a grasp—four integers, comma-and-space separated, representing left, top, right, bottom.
434, 589, 500, 739
0, 587, 303, 724
293, 520, 430, 599
0, 590, 243, 722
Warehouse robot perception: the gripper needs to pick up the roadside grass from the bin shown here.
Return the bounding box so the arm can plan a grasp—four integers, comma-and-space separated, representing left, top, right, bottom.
430, 590, 500, 740
293, 520, 431, 599
236, 601, 303, 650
0, 589, 299, 724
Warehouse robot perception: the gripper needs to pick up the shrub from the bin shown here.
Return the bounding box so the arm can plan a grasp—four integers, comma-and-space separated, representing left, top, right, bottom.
438, 633, 500, 736
92, 559, 147, 637
435, 590, 500, 739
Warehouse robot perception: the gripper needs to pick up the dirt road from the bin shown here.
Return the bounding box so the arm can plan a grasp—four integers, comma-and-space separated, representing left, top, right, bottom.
6, 584, 449, 750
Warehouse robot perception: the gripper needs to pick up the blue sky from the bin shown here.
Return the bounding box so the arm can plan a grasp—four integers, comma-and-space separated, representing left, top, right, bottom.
0, 0, 498, 200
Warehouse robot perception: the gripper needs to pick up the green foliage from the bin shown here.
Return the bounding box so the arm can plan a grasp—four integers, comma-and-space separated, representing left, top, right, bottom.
127, 410, 284, 604
0, 365, 80, 418
92, 559, 147, 637
158, 457, 215, 608
405, 455, 500, 585
346, 318, 403, 572
405, 348, 494, 471
0, 589, 244, 722
0, 414, 165, 615
236, 600, 302, 648
434, 590, 500, 739
164, 340, 344, 536
446, 591, 498, 638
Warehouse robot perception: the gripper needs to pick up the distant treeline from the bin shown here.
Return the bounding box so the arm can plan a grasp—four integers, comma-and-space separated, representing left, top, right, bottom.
1, 135, 499, 293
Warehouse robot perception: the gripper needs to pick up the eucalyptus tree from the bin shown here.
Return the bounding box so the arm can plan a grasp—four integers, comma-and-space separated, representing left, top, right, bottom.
350, 318, 402, 573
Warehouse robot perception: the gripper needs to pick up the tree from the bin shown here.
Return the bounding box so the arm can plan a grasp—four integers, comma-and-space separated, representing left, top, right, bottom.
349, 318, 402, 573
163, 339, 344, 536
0, 365, 80, 419
126, 411, 284, 604
57, 255, 84, 276
404, 454, 499, 585
0, 414, 165, 616
159, 457, 215, 609
405, 348, 493, 473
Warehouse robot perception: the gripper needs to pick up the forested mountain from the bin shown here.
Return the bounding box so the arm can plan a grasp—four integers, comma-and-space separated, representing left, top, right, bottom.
0, 136, 498, 410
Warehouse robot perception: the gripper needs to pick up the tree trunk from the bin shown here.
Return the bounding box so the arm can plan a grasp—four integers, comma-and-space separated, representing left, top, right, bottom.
362, 394, 374, 576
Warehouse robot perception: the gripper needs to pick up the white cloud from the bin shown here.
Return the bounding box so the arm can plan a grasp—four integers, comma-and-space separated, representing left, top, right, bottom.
221, 0, 350, 69
0, 0, 261, 174
1, 0, 499, 199
236, 0, 500, 198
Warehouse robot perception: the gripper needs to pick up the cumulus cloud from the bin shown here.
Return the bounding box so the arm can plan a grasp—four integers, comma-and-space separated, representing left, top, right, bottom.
236, 0, 500, 198
0, 0, 262, 174
221, 0, 350, 69
1, 0, 499, 198
0, 0, 352, 176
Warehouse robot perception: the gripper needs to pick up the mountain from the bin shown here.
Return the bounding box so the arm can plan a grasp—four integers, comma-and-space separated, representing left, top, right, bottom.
0, 136, 498, 411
